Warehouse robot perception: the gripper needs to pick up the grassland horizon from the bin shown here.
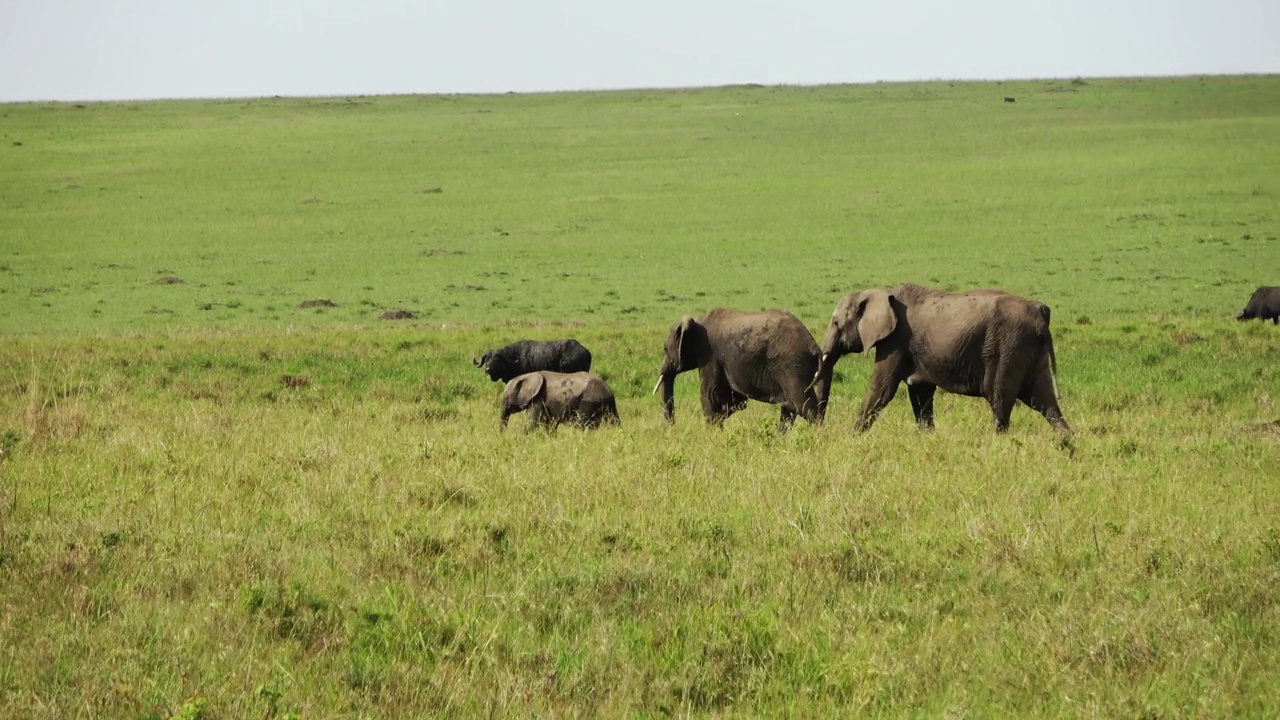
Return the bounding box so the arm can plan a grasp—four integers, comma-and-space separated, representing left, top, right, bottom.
1, 76, 1278, 718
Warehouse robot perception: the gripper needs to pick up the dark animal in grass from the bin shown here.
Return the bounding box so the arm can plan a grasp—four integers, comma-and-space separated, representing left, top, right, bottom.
1236, 286, 1280, 324
815, 284, 1070, 434
474, 338, 592, 382
1004, 96, 1016, 103
655, 308, 829, 432
500, 371, 619, 429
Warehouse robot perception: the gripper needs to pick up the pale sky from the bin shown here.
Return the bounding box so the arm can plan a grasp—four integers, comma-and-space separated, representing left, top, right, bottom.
1, 0, 1277, 102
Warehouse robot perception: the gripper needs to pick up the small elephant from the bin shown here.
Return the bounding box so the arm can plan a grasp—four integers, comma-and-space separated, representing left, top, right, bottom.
655, 308, 829, 431
501, 371, 619, 429
1236, 286, 1280, 324
474, 339, 592, 383
816, 284, 1070, 434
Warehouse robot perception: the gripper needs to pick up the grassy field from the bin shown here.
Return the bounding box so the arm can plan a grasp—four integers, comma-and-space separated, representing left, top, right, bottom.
1, 76, 1276, 333
1, 76, 1279, 718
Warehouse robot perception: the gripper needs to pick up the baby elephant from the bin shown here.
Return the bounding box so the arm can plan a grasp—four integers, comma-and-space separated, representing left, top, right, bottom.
500, 371, 619, 429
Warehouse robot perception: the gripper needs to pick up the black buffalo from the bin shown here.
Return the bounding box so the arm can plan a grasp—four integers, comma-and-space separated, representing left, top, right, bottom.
474, 339, 593, 382
1236, 286, 1280, 324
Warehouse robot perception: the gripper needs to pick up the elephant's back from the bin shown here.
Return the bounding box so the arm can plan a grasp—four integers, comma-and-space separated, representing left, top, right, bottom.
707, 308, 817, 348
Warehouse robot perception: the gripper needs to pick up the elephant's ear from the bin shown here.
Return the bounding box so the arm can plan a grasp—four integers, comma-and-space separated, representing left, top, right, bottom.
858, 292, 898, 349
674, 316, 696, 369
675, 316, 696, 363
513, 372, 546, 409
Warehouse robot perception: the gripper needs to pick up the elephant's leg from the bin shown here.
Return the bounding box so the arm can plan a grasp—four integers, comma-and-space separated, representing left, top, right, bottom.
700, 365, 745, 426
907, 382, 937, 429
811, 374, 831, 421
989, 364, 1030, 433
1018, 370, 1071, 435
855, 358, 905, 432
857, 387, 899, 431
989, 396, 1017, 433
699, 365, 728, 425
779, 405, 798, 433
986, 352, 1039, 433
782, 378, 824, 426
603, 398, 620, 425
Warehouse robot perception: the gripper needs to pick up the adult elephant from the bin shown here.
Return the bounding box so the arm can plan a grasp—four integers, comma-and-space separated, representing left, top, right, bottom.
815, 284, 1070, 434
655, 309, 829, 431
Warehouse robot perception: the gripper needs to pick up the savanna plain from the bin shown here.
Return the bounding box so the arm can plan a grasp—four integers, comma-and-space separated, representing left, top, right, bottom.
1, 76, 1278, 718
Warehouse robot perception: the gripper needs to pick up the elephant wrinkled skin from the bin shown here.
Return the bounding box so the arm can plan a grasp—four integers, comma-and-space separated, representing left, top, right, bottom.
816, 284, 1070, 434
656, 308, 829, 431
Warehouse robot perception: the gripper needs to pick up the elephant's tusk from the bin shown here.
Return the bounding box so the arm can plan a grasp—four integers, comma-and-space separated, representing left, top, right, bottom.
652, 377, 664, 395
807, 354, 830, 392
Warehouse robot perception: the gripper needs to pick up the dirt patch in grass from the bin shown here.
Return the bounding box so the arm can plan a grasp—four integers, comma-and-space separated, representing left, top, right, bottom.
156, 276, 184, 285
1244, 419, 1280, 437
298, 298, 337, 309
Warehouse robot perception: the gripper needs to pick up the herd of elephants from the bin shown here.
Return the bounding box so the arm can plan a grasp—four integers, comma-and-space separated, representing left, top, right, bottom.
474, 284, 1280, 433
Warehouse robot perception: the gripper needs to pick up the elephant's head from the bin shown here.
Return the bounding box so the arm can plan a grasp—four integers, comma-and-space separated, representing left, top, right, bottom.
501, 372, 545, 428
816, 291, 898, 379
654, 316, 712, 421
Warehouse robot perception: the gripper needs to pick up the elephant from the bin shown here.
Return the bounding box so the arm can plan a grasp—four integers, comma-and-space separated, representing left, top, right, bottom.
474, 338, 592, 382
1236, 286, 1280, 324
655, 308, 829, 431
815, 284, 1070, 434
500, 371, 619, 429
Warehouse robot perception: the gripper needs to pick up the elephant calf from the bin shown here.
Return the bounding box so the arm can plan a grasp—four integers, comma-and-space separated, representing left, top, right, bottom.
501, 371, 619, 429
656, 308, 829, 431
474, 338, 592, 383
1236, 286, 1280, 324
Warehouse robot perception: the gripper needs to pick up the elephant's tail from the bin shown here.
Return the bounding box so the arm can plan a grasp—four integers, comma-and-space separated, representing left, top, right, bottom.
1039, 302, 1059, 399
1046, 332, 1060, 400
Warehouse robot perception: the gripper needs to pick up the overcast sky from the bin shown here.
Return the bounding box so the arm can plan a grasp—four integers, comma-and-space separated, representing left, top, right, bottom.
1, 0, 1277, 102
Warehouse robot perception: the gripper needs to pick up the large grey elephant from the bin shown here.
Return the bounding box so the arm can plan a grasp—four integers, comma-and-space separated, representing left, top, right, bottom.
500, 371, 619, 429
815, 284, 1070, 434
655, 308, 829, 431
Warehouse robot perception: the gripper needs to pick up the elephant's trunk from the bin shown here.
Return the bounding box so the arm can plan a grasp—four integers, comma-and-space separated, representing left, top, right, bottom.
813, 323, 846, 385
814, 337, 842, 382
810, 356, 834, 412
658, 373, 676, 422
818, 323, 842, 359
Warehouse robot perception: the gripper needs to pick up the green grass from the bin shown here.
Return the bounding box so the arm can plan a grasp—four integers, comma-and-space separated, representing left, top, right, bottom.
2, 76, 1276, 334
1, 77, 1279, 717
